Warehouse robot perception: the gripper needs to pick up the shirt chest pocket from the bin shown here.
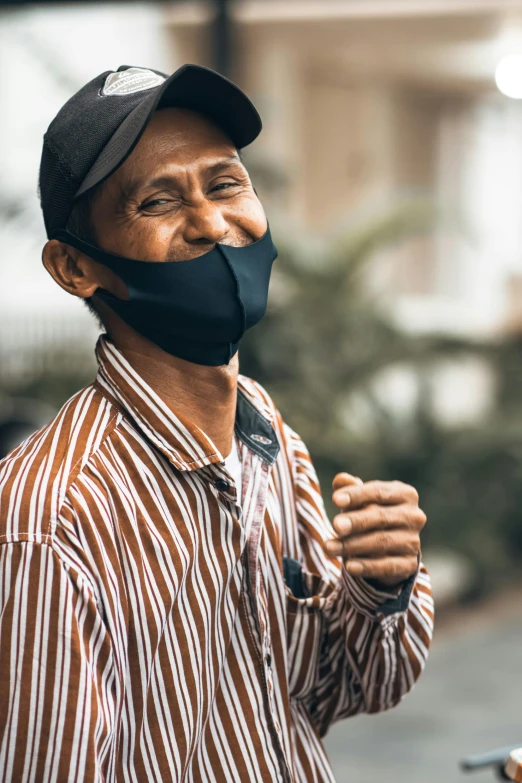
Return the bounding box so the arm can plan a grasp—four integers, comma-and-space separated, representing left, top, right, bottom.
283, 557, 325, 701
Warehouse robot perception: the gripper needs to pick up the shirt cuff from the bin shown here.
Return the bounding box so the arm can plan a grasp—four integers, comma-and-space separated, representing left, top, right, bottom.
341, 565, 418, 617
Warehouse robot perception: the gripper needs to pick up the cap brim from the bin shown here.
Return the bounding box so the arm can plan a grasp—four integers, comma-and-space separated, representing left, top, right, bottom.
75, 64, 262, 198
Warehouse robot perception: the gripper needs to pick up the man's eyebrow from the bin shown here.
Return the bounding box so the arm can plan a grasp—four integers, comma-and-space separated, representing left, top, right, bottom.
120, 154, 244, 204
206, 154, 243, 177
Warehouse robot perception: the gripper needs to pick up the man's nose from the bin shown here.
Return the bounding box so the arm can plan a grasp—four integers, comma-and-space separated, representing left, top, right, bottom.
182, 201, 230, 245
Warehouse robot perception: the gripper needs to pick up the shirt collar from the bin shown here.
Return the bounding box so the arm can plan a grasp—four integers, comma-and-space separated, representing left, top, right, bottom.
95, 335, 279, 471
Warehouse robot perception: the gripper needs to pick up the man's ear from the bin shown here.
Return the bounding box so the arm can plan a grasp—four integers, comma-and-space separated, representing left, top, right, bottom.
42, 239, 100, 298
42, 240, 128, 300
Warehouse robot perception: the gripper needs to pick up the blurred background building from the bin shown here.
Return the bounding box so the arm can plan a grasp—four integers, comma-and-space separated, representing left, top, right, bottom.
1, 1, 522, 780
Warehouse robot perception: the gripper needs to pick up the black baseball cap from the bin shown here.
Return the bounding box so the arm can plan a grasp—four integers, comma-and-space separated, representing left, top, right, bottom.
39, 64, 262, 239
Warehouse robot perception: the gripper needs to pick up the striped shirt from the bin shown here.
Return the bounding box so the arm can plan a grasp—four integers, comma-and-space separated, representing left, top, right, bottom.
0, 335, 434, 783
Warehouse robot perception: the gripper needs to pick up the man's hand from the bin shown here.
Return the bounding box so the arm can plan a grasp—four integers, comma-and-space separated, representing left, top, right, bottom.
324, 473, 426, 588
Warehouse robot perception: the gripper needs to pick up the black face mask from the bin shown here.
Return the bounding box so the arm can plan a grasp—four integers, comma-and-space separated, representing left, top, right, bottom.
53, 226, 278, 366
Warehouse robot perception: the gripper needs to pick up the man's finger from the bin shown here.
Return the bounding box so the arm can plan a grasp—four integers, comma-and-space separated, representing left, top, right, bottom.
343, 555, 419, 585
332, 479, 418, 510
331, 504, 426, 538
332, 473, 363, 492
328, 529, 420, 559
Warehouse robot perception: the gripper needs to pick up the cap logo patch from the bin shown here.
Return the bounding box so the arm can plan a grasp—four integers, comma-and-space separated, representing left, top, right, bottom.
102, 67, 165, 97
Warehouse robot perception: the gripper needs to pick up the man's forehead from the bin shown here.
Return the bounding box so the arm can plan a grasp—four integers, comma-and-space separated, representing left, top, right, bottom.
140, 106, 236, 148
108, 108, 238, 181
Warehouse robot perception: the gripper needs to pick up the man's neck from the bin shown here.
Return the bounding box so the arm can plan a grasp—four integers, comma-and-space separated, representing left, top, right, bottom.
99, 306, 239, 458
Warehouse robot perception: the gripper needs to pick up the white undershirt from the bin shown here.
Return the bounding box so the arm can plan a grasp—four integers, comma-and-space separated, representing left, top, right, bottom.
224, 437, 242, 502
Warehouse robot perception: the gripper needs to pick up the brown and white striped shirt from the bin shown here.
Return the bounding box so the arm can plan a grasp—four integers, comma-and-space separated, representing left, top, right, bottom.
0, 336, 433, 783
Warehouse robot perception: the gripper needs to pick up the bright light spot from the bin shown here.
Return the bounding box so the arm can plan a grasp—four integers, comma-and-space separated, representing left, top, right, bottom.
495, 54, 522, 99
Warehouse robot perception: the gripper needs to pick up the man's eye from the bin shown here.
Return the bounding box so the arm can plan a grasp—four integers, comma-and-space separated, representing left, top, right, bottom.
141, 198, 171, 208
211, 182, 238, 192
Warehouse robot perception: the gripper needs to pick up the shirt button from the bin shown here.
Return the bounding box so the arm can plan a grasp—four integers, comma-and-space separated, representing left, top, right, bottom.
265, 653, 271, 668
215, 478, 229, 493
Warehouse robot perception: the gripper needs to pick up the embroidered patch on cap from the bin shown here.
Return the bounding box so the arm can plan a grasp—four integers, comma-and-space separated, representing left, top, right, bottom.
251, 434, 272, 445
102, 67, 165, 97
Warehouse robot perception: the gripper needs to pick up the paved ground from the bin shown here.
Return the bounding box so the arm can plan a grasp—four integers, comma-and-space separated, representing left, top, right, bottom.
323, 590, 522, 783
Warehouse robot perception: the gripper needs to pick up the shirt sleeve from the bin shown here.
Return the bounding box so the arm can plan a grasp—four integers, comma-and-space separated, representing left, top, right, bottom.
0, 540, 116, 783
283, 423, 434, 736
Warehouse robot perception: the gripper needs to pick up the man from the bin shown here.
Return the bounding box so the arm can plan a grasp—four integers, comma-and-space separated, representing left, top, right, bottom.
0, 64, 433, 783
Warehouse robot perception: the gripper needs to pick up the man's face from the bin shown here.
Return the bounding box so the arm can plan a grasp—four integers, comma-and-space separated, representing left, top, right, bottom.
89, 106, 267, 262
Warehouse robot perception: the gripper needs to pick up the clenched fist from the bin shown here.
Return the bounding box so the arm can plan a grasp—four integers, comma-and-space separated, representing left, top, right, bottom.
324, 473, 426, 587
